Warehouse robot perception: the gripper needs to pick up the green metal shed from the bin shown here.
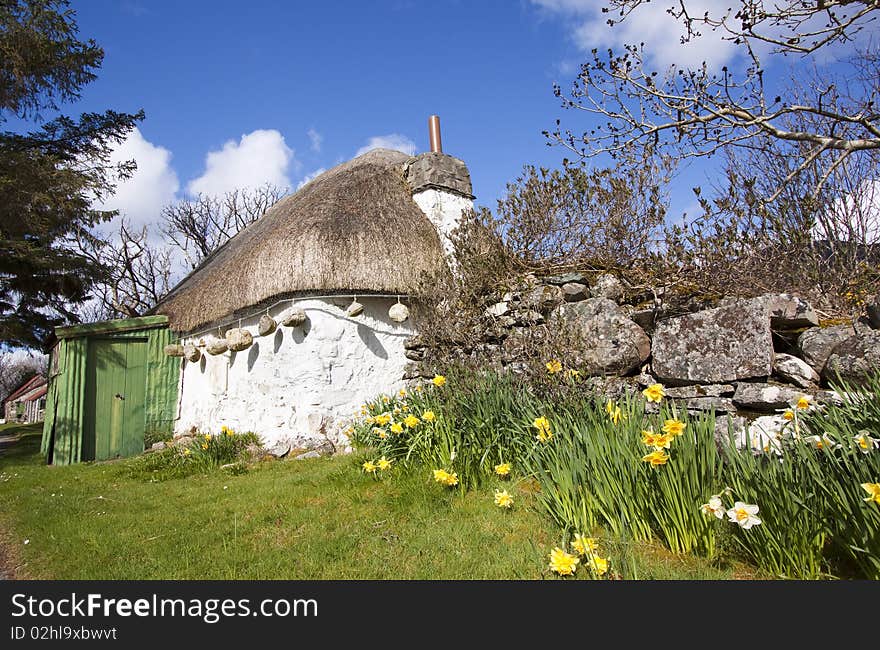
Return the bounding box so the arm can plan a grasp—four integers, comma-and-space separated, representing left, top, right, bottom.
40, 315, 180, 465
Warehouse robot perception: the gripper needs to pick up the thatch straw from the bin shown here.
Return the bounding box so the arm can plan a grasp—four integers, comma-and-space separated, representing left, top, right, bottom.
154, 149, 449, 333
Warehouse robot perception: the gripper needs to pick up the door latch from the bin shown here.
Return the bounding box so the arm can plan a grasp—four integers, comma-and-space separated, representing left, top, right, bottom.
115, 393, 125, 400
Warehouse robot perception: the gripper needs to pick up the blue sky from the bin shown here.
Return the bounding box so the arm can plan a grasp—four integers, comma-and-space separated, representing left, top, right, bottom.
30, 1, 863, 235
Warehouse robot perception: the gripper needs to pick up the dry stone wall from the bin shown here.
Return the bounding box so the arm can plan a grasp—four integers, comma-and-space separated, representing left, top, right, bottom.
404, 272, 880, 437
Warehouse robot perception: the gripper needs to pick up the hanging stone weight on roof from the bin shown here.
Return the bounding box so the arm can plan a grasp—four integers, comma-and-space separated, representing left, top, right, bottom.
183, 343, 201, 363
389, 302, 410, 323
281, 306, 307, 327
226, 328, 253, 352
164, 343, 184, 357
206, 338, 229, 355
258, 314, 277, 336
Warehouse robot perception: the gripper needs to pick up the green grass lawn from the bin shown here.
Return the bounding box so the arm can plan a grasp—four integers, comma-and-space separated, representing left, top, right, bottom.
0, 423, 754, 580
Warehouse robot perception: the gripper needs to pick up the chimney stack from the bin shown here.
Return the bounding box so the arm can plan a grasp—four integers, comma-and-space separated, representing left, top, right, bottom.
428, 115, 442, 153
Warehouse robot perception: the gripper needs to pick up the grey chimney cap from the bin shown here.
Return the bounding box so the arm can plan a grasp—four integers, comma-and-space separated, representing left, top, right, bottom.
404, 152, 474, 199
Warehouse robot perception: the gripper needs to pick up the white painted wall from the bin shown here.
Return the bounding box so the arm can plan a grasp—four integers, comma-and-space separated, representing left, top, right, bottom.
175, 296, 416, 451
412, 189, 473, 258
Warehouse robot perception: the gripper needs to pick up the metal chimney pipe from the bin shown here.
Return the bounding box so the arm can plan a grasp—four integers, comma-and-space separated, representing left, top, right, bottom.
428, 115, 442, 153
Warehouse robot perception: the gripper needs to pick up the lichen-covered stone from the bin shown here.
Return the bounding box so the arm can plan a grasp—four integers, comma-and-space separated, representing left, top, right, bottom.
590, 273, 624, 301
258, 314, 277, 336
552, 298, 650, 376
733, 382, 810, 412
773, 353, 820, 389
544, 272, 586, 286
561, 282, 588, 302
664, 384, 735, 398
746, 293, 819, 329
824, 330, 880, 385
797, 324, 854, 374
521, 285, 564, 312
226, 328, 253, 352
866, 294, 880, 329
652, 301, 773, 384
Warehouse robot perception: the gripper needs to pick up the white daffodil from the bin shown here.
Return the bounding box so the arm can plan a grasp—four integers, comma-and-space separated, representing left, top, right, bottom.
700, 496, 726, 519
727, 501, 762, 530
805, 434, 838, 451
854, 431, 880, 454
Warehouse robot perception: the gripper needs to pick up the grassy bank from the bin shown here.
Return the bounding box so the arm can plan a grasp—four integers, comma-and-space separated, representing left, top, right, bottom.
0, 423, 747, 580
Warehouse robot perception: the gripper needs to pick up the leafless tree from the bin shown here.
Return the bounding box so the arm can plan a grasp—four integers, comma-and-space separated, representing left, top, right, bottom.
160, 183, 287, 270
547, 1, 880, 205
70, 220, 174, 320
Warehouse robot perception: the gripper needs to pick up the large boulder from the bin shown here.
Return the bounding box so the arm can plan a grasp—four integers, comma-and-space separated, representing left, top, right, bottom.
552, 298, 651, 376
824, 330, 880, 385
797, 324, 855, 374
652, 300, 773, 384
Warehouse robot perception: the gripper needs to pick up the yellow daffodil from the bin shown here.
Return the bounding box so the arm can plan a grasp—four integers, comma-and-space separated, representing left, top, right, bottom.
546, 359, 563, 374
727, 501, 761, 529
566, 368, 580, 380
548, 547, 579, 576
782, 410, 795, 421
533, 416, 552, 443
571, 534, 599, 556
641, 429, 658, 446
494, 462, 511, 477
494, 489, 514, 508
796, 395, 812, 410
432, 374, 447, 387
390, 422, 404, 434
377, 456, 392, 471
422, 410, 436, 422
861, 482, 880, 505
642, 449, 669, 466
642, 383, 666, 403
605, 400, 624, 425
662, 418, 686, 437
220, 425, 229, 435
201, 443, 209, 450
587, 555, 609, 576
362, 461, 377, 474
414, 384, 423, 393
433, 469, 449, 483
183, 448, 191, 456
642, 429, 673, 450
444, 471, 459, 487
204, 434, 212, 441
374, 412, 392, 426
403, 414, 420, 428
398, 389, 407, 398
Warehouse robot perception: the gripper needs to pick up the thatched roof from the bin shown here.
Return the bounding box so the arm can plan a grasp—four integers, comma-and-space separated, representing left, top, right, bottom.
154, 149, 449, 333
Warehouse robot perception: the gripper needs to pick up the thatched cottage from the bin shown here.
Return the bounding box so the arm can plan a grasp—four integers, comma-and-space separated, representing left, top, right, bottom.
153, 122, 473, 451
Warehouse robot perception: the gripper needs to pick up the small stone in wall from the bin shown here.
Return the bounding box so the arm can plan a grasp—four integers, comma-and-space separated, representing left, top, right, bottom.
266, 442, 291, 459
590, 274, 624, 302
544, 272, 587, 286
521, 285, 564, 313
713, 414, 747, 448
485, 301, 510, 317
664, 384, 735, 398
562, 282, 588, 302
734, 293, 819, 330
149, 441, 167, 452
733, 382, 811, 412
797, 324, 855, 374
294, 450, 321, 460
866, 294, 880, 329
824, 329, 880, 386
773, 353, 820, 389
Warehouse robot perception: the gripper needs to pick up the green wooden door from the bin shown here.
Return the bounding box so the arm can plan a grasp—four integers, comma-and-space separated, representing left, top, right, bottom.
83, 338, 147, 461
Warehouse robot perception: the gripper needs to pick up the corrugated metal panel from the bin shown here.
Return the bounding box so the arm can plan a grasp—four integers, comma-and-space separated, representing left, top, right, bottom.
41, 337, 88, 465
40, 322, 180, 465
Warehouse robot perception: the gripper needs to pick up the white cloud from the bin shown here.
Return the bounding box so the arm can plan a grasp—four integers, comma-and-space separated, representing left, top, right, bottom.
307, 128, 322, 152
355, 134, 417, 157
296, 168, 326, 190
98, 127, 179, 229
187, 129, 296, 197
532, 0, 741, 71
